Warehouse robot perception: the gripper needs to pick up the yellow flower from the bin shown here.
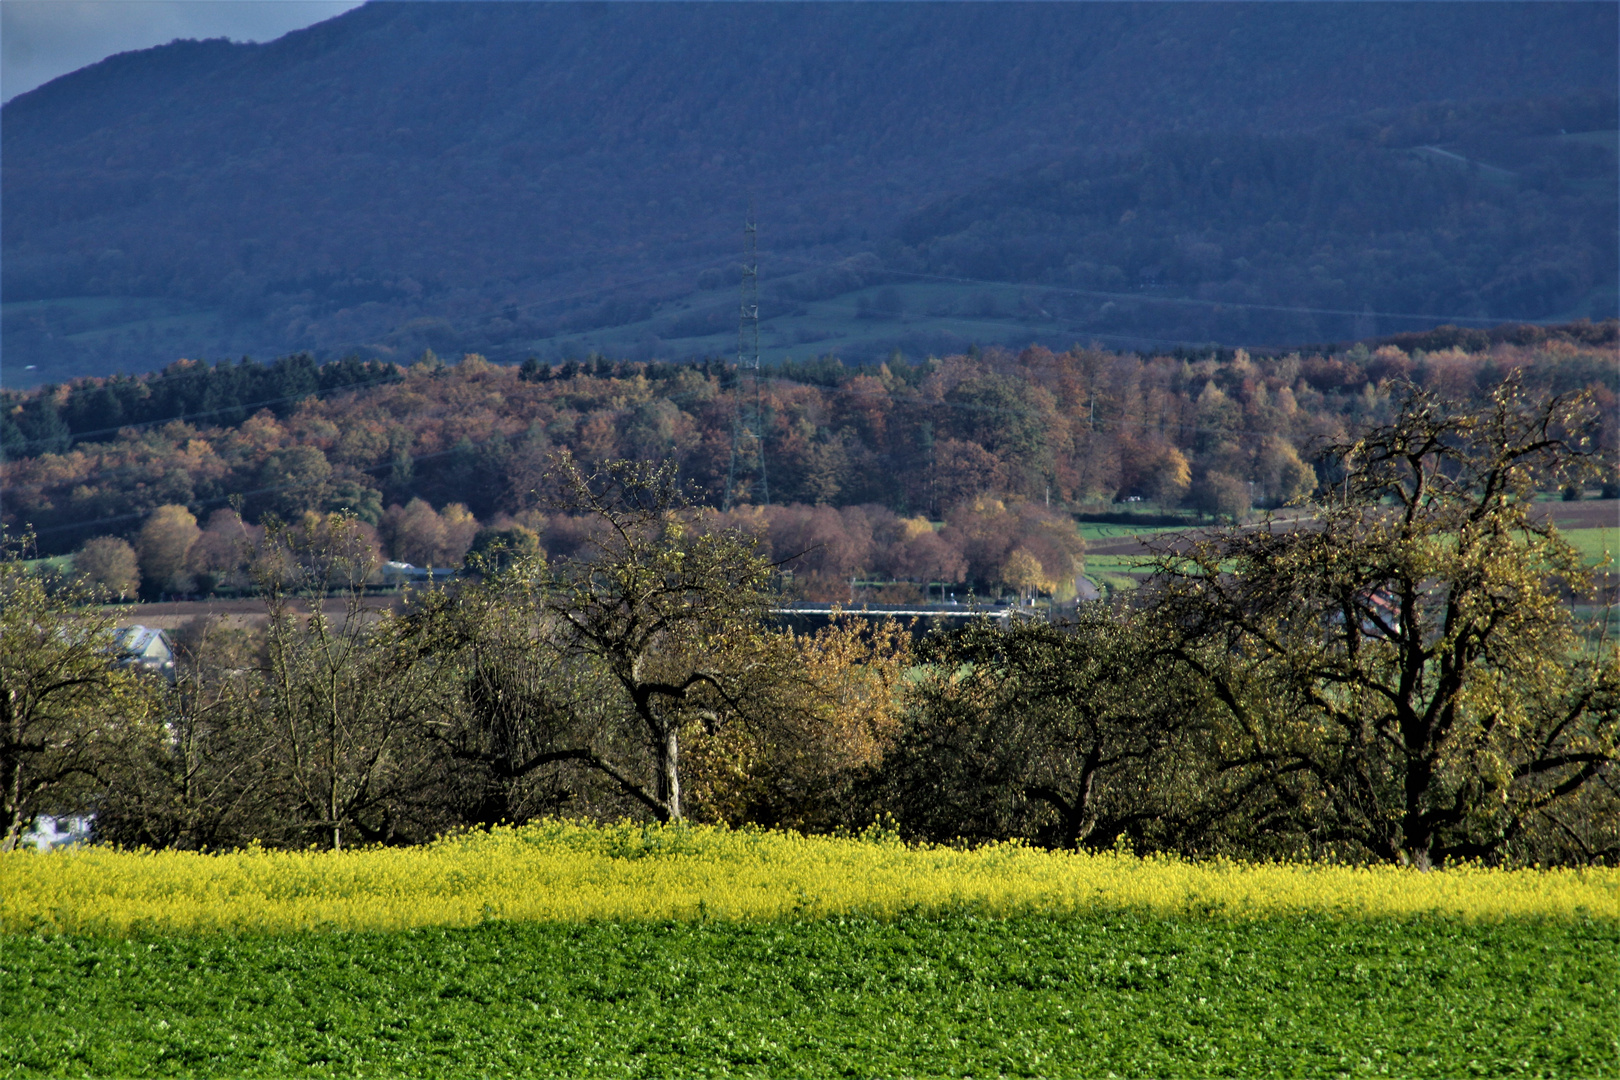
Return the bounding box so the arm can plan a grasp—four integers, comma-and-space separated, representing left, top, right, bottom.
3, 822, 1613, 936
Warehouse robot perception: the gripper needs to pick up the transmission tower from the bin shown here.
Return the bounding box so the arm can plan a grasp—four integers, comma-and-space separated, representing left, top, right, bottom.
724, 203, 769, 509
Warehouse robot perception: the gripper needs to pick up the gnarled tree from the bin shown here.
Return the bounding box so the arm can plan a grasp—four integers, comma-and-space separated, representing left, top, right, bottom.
415, 455, 789, 824
1149, 380, 1619, 867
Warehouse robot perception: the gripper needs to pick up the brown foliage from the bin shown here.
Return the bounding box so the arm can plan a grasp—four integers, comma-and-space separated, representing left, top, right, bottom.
8, 341, 1614, 604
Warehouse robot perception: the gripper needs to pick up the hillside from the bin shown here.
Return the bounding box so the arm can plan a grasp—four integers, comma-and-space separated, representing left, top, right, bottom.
3, 2, 1616, 386
887, 97, 1618, 348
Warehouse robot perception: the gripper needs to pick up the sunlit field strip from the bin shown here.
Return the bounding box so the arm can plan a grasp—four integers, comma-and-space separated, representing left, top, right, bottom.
3, 823, 1615, 935
1563, 525, 1618, 568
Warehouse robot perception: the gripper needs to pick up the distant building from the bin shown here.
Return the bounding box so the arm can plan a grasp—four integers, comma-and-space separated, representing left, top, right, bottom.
19, 815, 92, 852
115, 624, 175, 678
380, 561, 454, 584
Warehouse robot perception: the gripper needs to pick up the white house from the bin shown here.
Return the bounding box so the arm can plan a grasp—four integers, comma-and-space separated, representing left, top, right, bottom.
115, 624, 175, 677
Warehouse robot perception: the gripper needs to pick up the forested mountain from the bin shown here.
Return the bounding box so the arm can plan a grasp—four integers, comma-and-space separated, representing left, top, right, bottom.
888, 96, 1618, 346
3, 2, 1615, 386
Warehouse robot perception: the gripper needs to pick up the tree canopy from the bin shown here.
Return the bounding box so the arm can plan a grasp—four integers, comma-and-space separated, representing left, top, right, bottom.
1147, 381, 1619, 866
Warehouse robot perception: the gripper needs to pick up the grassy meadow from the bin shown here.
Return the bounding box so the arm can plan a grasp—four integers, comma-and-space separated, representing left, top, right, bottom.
1075, 519, 1618, 594
1564, 525, 1617, 569
3, 824, 1617, 1077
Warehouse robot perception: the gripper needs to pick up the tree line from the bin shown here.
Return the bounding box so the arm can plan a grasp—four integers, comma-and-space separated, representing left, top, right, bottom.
66, 493, 1087, 609
5, 383, 1616, 866
5, 334, 1616, 591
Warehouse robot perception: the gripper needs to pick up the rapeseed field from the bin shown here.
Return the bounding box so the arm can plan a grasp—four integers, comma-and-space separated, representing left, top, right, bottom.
4, 821, 1615, 935
4, 825, 1616, 1077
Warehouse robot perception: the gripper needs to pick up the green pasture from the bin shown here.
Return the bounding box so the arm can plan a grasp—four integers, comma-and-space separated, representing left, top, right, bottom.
1559, 129, 1620, 152
1081, 554, 1153, 577
3, 913, 1613, 1078
17, 555, 73, 576
2, 295, 243, 387
1081, 524, 1615, 564
1075, 521, 1189, 544
1078, 523, 1618, 602
1562, 526, 1617, 569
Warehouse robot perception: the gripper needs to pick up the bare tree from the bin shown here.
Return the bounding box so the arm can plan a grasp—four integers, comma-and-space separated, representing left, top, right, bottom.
541, 455, 794, 821
412, 455, 786, 824
91, 619, 274, 850
402, 566, 632, 827
254, 513, 446, 848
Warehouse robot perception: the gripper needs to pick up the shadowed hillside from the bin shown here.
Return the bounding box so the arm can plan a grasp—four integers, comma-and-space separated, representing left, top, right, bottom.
3, 2, 1615, 385
887, 95, 1618, 347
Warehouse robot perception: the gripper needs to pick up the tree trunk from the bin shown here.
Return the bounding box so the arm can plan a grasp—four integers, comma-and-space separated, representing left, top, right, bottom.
1, 692, 22, 852
655, 724, 681, 822
331, 777, 343, 851
0, 794, 22, 853
1, 761, 21, 853
1401, 717, 1436, 870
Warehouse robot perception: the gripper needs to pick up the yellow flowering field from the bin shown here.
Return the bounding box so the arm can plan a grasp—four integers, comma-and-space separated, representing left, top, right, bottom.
3, 821, 1615, 935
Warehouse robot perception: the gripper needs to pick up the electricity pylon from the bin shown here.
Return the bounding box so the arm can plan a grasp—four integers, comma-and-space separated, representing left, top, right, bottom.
724, 204, 769, 509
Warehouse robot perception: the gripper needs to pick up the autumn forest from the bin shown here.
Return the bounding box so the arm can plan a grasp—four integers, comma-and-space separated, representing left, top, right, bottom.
3, 321, 1615, 603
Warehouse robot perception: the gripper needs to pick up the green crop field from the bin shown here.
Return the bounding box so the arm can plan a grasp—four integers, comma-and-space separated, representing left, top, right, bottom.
1080, 554, 1153, 575
4, 914, 1615, 1078
3, 826, 1616, 1077
1563, 526, 1618, 569
1075, 521, 1190, 544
